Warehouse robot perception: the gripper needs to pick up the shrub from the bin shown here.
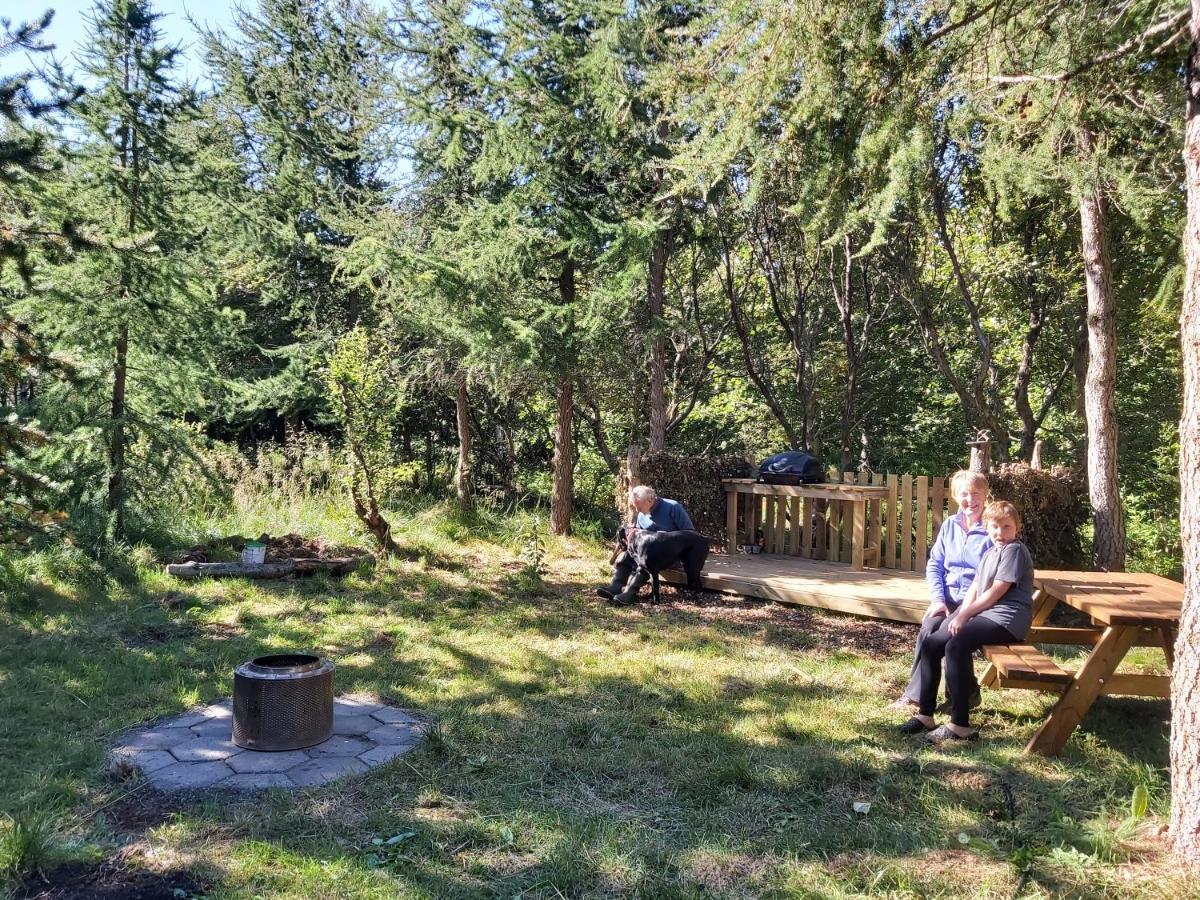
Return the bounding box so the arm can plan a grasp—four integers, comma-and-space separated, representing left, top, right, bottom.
988, 464, 1088, 569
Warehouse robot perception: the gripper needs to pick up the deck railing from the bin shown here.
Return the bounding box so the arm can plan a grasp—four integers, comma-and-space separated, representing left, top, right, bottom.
735, 470, 955, 573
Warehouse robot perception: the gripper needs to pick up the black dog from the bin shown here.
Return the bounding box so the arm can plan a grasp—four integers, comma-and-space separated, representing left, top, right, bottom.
611, 526, 711, 605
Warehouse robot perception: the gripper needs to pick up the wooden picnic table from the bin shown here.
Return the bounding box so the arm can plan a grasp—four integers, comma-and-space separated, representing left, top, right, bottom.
721, 478, 888, 570
1011, 570, 1181, 756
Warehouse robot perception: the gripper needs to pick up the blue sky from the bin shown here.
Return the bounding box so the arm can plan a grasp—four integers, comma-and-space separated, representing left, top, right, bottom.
5, 1, 242, 85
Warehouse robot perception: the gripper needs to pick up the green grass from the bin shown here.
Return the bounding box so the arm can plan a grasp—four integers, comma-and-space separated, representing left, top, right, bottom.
1, 497, 1196, 898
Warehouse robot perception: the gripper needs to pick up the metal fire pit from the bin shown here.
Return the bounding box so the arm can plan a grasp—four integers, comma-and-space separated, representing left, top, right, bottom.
232, 653, 334, 751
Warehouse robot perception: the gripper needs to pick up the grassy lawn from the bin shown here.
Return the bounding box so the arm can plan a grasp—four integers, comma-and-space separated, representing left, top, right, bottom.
1, 504, 1195, 898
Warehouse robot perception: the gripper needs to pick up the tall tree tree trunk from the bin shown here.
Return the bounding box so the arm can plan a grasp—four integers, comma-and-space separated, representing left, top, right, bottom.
551, 259, 576, 535
1078, 129, 1126, 572
551, 376, 574, 535
106, 322, 129, 538
647, 227, 672, 453
1072, 312, 1090, 469
1171, 6, 1200, 864
454, 374, 472, 511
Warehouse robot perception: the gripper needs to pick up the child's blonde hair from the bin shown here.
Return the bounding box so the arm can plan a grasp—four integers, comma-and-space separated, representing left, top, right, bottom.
983, 500, 1021, 531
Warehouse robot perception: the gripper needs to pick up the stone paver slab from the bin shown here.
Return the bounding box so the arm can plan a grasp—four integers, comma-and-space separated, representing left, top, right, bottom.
366, 724, 423, 745
114, 749, 177, 774
358, 743, 417, 766
221, 773, 296, 791
151, 761, 234, 791
197, 701, 233, 718
288, 757, 368, 787
334, 696, 384, 715
170, 710, 213, 728
189, 719, 233, 738
121, 727, 194, 750
227, 750, 310, 774
332, 714, 378, 736
308, 736, 371, 757
170, 737, 242, 762
369, 707, 423, 726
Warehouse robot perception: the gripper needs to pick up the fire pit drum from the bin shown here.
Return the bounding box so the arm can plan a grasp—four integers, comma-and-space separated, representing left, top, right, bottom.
232, 653, 334, 751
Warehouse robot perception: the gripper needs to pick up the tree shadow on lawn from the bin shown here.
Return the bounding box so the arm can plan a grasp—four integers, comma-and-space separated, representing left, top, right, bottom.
5, 562, 1181, 897
153, 648, 1170, 898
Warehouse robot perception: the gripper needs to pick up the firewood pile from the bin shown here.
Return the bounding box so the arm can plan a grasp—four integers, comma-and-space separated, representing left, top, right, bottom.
615, 453, 755, 549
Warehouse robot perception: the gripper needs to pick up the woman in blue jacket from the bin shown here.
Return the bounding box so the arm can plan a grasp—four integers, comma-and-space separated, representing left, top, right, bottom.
888, 470, 992, 712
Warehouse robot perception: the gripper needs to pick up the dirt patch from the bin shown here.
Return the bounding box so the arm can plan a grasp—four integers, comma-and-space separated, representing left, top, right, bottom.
199, 622, 243, 641
97, 792, 180, 840
647, 587, 917, 658
19, 860, 206, 900
170, 533, 364, 564
121, 623, 195, 649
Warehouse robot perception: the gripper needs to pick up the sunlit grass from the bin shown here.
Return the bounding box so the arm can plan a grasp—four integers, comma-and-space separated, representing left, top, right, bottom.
0, 494, 1192, 898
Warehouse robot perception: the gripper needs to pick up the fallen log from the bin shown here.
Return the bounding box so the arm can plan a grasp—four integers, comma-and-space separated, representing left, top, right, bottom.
167, 560, 297, 579
166, 554, 374, 580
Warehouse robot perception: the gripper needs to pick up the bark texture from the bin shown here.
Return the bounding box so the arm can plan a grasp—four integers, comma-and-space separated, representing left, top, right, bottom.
107, 322, 128, 538
1078, 130, 1126, 571
551, 375, 574, 535
647, 227, 671, 453
550, 259, 576, 535
454, 375, 472, 511
1171, 5, 1200, 865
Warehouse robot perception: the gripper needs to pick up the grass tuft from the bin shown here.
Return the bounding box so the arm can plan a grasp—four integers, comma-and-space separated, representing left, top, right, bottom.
0, 813, 57, 883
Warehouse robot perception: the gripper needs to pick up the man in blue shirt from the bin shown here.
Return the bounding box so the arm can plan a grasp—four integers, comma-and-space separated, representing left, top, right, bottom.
597, 485, 696, 601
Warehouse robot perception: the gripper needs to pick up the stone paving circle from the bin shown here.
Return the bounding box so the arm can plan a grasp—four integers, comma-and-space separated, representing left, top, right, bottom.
111, 695, 426, 792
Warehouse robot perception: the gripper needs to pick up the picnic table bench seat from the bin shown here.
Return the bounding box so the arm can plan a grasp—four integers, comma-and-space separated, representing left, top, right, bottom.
982, 644, 1072, 689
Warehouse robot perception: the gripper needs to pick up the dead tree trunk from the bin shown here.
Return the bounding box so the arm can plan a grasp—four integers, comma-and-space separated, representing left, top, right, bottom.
1078, 129, 1126, 572
551, 376, 574, 535
454, 375, 472, 511
107, 321, 129, 538
550, 259, 576, 536
1171, 6, 1200, 864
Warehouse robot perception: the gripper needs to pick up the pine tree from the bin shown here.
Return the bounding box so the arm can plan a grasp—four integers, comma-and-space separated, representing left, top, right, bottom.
1, 12, 81, 544
199, 0, 399, 437
15, 0, 214, 540
489, 0, 642, 533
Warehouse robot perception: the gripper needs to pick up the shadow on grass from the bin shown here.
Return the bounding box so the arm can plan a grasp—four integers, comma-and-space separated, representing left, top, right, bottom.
0, 558, 1180, 898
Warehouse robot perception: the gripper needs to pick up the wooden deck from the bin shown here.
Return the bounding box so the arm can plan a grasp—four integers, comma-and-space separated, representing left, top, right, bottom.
660, 553, 928, 624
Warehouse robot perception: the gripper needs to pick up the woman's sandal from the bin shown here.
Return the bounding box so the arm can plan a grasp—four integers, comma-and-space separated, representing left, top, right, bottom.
898, 716, 934, 735
923, 724, 979, 744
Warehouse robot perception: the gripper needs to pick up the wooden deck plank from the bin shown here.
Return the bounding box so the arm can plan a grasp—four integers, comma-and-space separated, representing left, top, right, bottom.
660, 553, 928, 624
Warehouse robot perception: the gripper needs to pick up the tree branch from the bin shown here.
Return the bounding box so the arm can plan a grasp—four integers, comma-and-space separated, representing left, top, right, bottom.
992, 7, 1190, 84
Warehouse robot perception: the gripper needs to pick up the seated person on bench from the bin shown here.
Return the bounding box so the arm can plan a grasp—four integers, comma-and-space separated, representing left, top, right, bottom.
898, 500, 1034, 745
888, 469, 992, 713
597, 486, 695, 601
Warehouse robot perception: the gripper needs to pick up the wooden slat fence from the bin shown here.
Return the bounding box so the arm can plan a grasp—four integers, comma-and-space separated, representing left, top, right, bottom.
731, 471, 955, 573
